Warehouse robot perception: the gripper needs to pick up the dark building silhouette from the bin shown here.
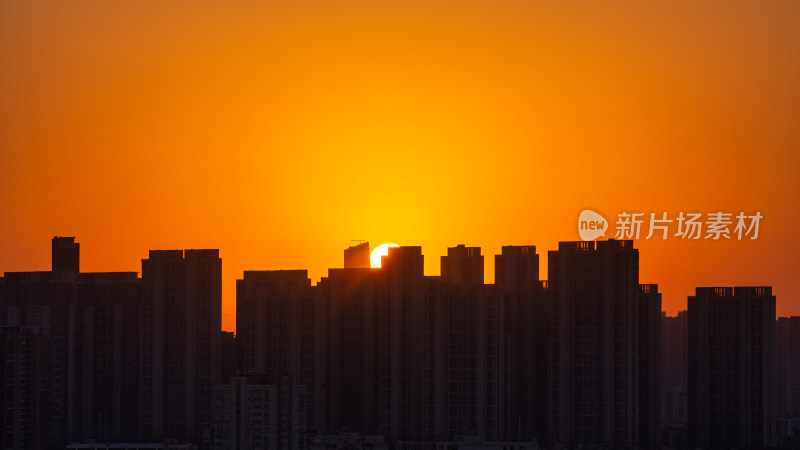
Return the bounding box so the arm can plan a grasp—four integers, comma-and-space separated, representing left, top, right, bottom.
140, 249, 222, 441
437, 245, 506, 440
0, 238, 144, 448
78, 271, 142, 442
639, 284, 662, 449
688, 286, 776, 449
52, 236, 79, 272
7, 236, 789, 450
0, 269, 87, 448
776, 317, 800, 419
321, 266, 381, 434
776, 316, 800, 445
344, 242, 371, 269
371, 245, 511, 440
316, 245, 546, 442
219, 330, 237, 384
494, 245, 547, 442
213, 374, 307, 450
660, 311, 688, 441
547, 240, 658, 448
494, 246, 539, 292
320, 245, 549, 442
441, 245, 483, 286
235, 270, 326, 431
377, 246, 427, 439
239, 242, 665, 447
0, 326, 50, 450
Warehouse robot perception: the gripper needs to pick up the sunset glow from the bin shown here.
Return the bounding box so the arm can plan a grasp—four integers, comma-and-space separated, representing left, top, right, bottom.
370, 243, 400, 268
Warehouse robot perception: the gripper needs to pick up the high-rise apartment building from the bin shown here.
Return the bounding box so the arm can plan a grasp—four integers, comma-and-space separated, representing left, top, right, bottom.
0, 238, 145, 448
494, 245, 546, 442
688, 286, 776, 449
776, 316, 800, 418
639, 284, 661, 449
344, 242, 371, 269
235, 270, 325, 431
547, 240, 650, 448
140, 249, 222, 441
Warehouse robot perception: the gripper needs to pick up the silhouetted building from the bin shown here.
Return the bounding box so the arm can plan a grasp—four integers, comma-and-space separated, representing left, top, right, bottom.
140, 249, 222, 442
441, 245, 483, 286
0, 238, 144, 448
322, 244, 537, 442
494, 245, 547, 442
79, 271, 142, 442
321, 266, 382, 434
777, 317, 800, 418
219, 331, 237, 385
1, 269, 84, 448
344, 242, 371, 269
378, 246, 427, 439
495, 246, 539, 292
0, 326, 50, 450
438, 245, 507, 440
52, 236, 80, 272
267, 243, 664, 446
638, 284, 661, 449
688, 286, 776, 449
213, 374, 307, 450
236, 270, 325, 431
547, 240, 656, 448
776, 316, 800, 446
661, 311, 688, 430
6, 236, 787, 449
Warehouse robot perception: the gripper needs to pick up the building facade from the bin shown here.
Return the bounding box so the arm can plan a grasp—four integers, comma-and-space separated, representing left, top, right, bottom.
213, 375, 307, 450
688, 286, 776, 448
0, 326, 50, 450
547, 240, 656, 448
140, 249, 222, 441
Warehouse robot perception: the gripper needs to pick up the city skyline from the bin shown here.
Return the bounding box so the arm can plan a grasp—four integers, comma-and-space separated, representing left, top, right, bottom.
0, 236, 787, 332
2, 1, 799, 333
2, 235, 790, 449
2, 1, 797, 448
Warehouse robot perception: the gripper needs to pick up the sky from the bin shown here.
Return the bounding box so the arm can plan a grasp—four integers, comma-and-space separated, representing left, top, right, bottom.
1, 0, 798, 332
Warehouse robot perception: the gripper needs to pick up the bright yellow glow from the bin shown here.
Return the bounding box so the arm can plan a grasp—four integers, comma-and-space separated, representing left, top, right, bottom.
370, 243, 399, 268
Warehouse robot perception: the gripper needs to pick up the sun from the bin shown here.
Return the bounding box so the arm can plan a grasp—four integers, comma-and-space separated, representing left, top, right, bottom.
370, 243, 399, 268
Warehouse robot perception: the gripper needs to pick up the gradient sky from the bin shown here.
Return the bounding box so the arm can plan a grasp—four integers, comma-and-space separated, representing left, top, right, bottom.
1, 0, 798, 331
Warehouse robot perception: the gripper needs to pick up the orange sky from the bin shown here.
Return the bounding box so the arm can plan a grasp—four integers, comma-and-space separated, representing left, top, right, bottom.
1, 0, 798, 332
